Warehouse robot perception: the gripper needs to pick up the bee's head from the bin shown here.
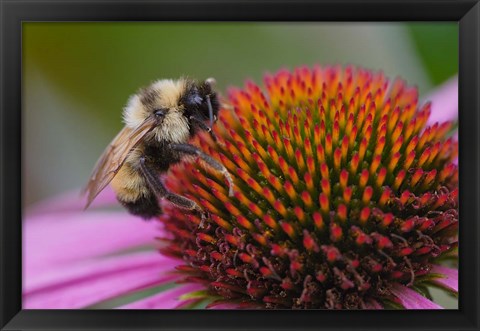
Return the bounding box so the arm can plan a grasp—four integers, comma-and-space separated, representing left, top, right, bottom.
181, 78, 219, 126
122, 79, 185, 127
123, 78, 218, 143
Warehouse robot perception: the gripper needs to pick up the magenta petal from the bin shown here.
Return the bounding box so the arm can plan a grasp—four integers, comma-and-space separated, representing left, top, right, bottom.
25, 187, 118, 216
452, 132, 458, 165
207, 302, 242, 309
24, 210, 162, 277
390, 284, 443, 309
23, 251, 181, 309
24, 250, 178, 293
425, 76, 458, 125
430, 265, 458, 293
119, 283, 204, 309
364, 299, 383, 309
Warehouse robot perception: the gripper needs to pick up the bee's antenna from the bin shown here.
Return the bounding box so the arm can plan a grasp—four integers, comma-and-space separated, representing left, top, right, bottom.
205, 77, 216, 87
205, 78, 217, 127
206, 94, 214, 127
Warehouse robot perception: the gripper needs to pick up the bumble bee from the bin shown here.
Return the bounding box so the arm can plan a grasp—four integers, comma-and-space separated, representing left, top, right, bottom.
83, 78, 234, 219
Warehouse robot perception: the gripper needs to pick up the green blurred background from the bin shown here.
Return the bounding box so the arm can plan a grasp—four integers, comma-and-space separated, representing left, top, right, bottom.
22, 22, 458, 308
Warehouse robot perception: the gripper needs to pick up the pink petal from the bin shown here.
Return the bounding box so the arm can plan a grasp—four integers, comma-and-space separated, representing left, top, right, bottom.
364, 299, 383, 309
23, 251, 181, 309
205, 300, 263, 309
24, 250, 178, 293
25, 186, 118, 216
24, 210, 162, 277
119, 283, 204, 309
430, 265, 458, 293
390, 284, 443, 309
452, 132, 458, 165
425, 76, 458, 125
207, 302, 242, 309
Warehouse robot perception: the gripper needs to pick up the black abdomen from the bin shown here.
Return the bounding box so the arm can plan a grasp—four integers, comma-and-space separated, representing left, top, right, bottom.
119, 192, 162, 220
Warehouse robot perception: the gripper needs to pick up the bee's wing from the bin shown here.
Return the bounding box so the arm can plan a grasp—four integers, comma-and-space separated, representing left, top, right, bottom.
83, 116, 157, 208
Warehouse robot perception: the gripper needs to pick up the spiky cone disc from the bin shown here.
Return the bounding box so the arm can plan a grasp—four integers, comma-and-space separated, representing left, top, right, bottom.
161, 65, 458, 309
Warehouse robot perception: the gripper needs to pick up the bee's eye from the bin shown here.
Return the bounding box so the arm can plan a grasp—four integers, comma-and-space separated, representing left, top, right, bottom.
185, 89, 203, 107
192, 95, 203, 105
154, 109, 167, 118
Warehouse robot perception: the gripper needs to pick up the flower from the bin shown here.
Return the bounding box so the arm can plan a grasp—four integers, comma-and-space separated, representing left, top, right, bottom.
24, 65, 458, 309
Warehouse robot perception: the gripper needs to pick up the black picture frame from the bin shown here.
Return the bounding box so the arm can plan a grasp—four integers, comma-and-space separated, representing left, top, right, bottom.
1, 0, 479, 330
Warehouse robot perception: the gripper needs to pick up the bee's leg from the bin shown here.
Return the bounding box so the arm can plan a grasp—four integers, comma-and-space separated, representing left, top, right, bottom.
170, 143, 234, 197
189, 116, 217, 142
139, 156, 207, 222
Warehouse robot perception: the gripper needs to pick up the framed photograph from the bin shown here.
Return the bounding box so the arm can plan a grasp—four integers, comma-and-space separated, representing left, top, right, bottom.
1, 0, 479, 330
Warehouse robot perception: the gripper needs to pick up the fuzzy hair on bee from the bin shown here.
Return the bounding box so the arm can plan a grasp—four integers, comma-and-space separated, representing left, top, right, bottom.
83, 77, 234, 220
